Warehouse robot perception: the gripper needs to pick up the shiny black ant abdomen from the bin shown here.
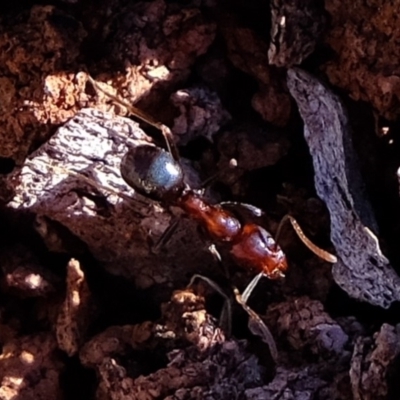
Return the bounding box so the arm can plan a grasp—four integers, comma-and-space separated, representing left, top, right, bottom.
121, 145, 185, 203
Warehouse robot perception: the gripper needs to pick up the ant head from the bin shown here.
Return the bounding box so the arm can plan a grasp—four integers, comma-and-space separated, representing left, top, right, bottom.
121, 144, 185, 202
265, 254, 288, 279
260, 231, 288, 279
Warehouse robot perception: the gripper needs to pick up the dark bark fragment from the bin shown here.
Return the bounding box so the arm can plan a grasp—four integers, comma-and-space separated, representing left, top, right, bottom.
9, 108, 216, 290
245, 364, 350, 400
215, 125, 290, 196
287, 68, 400, 308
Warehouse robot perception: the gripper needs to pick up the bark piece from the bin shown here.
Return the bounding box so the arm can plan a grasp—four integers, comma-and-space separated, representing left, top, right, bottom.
268, 0, 326, 67
350, 323, 400, 400
79, 322, 163, 368
287, 68, 400, 308
0, 333, 63, 400
8, 108, 216, 290
56, 258, 94, 356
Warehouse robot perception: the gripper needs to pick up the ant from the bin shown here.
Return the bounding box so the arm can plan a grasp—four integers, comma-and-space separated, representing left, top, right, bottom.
87, 76, 337, 304
120, 143, 289, 279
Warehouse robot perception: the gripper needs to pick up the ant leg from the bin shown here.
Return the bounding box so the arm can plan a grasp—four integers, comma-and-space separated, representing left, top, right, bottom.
188, 275, 278, 361
233, 285, 278, 362
159, 125, 179, 161
151, 217, 181, 254
87, 75, 179, 160
207, 244, 230, 278
219, 201, 264, 218
275, 215, 337, 263
241, 272, 264, 304
208, 243, 222, 263
187, 274, 232, 335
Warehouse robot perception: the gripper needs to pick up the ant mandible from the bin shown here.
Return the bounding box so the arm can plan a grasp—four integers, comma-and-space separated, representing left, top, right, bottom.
88, 76, 337, 301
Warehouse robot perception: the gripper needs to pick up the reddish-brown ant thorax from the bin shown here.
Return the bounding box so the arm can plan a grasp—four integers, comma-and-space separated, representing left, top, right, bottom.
230, 224, 288, 279
179, 191, 241, 241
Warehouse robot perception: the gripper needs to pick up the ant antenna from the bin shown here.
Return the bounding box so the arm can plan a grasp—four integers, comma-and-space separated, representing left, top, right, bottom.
233, 285, 278, 362
188, 274, 232, 335
87, 75, 179, 160
200, 158, 239, 189
275, 215, 337, 263
241, 272, 264, 303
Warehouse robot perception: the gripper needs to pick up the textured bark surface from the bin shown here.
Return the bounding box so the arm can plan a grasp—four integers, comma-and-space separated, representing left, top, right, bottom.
287, 68, 400, 308
9, 107, 216, 290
